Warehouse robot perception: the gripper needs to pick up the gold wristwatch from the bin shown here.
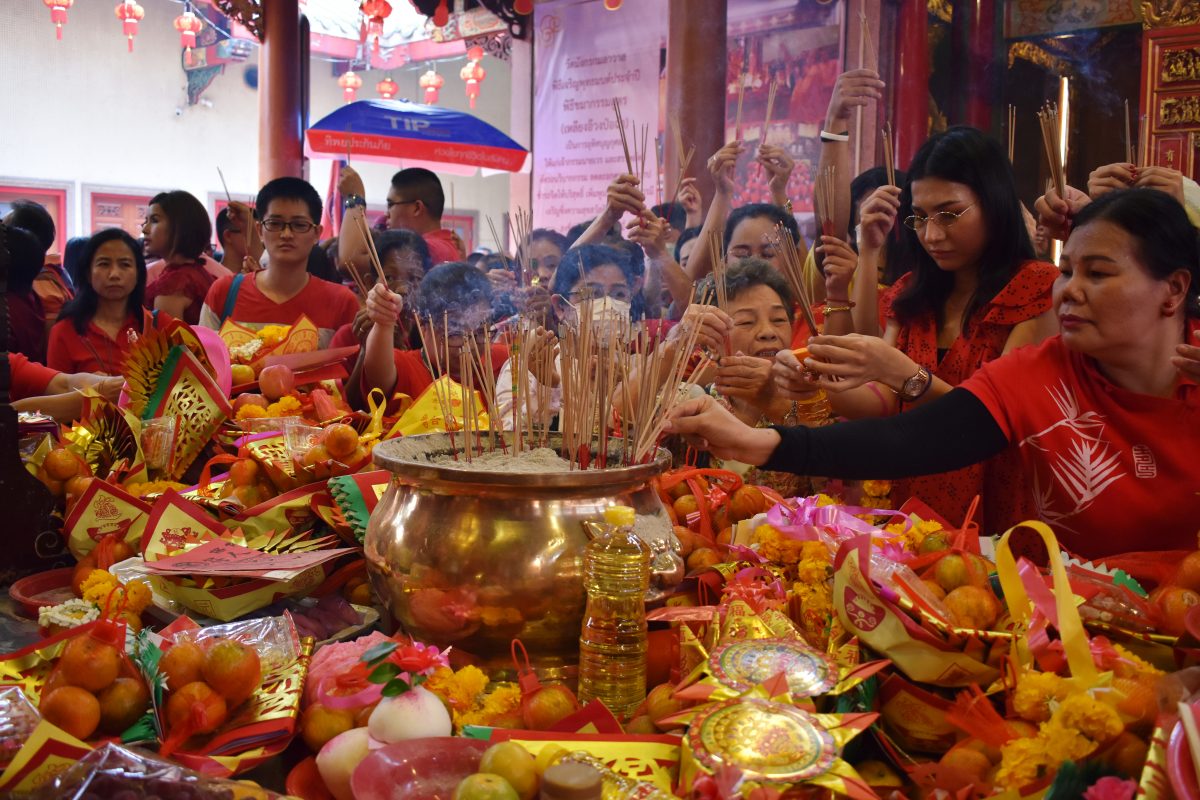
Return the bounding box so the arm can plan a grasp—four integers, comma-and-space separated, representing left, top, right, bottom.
898, 366, 932, 403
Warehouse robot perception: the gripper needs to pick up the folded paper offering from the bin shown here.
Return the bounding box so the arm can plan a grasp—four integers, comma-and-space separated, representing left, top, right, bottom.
142, 538, 354, 581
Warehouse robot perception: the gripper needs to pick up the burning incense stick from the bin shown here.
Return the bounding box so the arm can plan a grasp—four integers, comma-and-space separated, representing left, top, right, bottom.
882, 122, 896, 187
612, 99, 634, 176
854, 11, 873, 176
776, 224, 819, 340
217, 167, 233, 204
1007, 104, 1016, 164
734, 72, 747, 141
353, 212, 386, 285
1139, 113, 1150, 168
1124, 100, 1133, 165
1037, 102, 1067, 199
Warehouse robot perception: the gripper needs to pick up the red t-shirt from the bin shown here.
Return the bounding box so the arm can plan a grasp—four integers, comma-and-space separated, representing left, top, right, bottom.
200, 272, 360, 348
7, 352, 59, 400
145, 262, 215, 325
424, 229, 463, 265
368, 345, 509, 411
961, 318, 1200, 559
146, 254, 229, 284
880, 260, 1058, 531
46, 309, 165, 375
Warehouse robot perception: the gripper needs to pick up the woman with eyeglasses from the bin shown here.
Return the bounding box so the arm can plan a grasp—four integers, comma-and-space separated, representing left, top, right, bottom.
356, 261, 508, 412
775, 126, 1059, 532
142, 190, 222, 325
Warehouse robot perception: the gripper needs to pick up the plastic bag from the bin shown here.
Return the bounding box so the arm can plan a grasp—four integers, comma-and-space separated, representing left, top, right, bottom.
19, 741, 285, 799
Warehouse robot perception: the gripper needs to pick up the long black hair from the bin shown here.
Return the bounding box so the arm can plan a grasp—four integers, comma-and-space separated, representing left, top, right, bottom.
58, 228, 147, 335
1072, 188, 1200, 318
891, 126, 1035, 331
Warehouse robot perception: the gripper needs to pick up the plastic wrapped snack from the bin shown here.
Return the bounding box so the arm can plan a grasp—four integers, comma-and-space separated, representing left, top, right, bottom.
0, 688, 40, 768
19, 741, 286, 799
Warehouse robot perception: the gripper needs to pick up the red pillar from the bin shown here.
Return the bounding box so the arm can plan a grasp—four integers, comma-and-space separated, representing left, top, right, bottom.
964, 0, 995, 130
258, 0, 304, 184
893, 0, 929, 166
665, 0, 726, 208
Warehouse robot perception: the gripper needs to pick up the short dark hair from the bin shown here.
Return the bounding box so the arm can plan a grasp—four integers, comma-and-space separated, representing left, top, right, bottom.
5, 225, 46, 295
1072, 188, 1200, 317
255, 177, 322, 224
891, 126, 1035, 331
149, 190, 212, 261
390, 168, 444, 220
674, 225, 701, 263
4, 200, 55, 251
553, 244, 634, 298
412, 261, 494, 328
375, 229, 433, 276
63, 236, 90, 290
700, 257, 795, 322
215, 207, 234, 248
724, 203, 800, 252
58, 228, 147, 334
651, 202, 687, 231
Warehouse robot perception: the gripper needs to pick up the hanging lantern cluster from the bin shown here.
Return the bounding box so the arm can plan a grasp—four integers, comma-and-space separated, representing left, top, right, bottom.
604, 0, 623, 8
376, 75, 399, 100
419, 69, 444, 105
433, 0, 449, 27
115, 1, 145, 53
361, 0, 392, 57
174, 6, 204, 66
44, 0, 74, 40
339, 70, 363, 103
460, 46, 486, 110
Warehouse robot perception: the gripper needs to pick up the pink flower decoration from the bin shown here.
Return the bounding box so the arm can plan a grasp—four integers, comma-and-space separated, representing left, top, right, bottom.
389, 641, 449, 678
1082, 776, 1136, 800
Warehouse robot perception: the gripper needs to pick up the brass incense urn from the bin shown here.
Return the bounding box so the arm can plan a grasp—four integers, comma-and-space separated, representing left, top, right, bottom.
366, 433, 673, 679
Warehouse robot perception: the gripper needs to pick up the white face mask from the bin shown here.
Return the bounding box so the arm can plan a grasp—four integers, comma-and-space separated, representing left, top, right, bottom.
559, 295, 632, 343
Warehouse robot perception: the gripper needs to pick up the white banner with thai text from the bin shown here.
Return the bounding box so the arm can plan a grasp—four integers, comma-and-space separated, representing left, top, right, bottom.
532, 0, 667, 233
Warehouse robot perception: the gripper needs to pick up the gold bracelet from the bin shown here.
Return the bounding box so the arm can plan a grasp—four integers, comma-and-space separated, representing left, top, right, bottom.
782, 400, 799, 425
824, 304, 854, 314
783, 198, 793, 214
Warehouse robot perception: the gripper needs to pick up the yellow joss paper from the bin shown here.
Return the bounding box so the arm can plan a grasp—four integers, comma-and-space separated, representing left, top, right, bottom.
0, 720, 92, 795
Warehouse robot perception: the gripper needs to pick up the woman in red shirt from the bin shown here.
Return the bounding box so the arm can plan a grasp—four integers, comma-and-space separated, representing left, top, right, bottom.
665, 188, 1200, 563
142, 191, 216, 325
47, 229, 166, 375
781, 127, 1059, 532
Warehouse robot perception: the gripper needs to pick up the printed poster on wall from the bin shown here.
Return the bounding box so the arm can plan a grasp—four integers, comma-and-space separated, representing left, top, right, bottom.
532, 0, 668, 233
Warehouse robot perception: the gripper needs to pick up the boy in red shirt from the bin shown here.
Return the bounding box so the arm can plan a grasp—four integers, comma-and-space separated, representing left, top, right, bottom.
200, 178, 359, 347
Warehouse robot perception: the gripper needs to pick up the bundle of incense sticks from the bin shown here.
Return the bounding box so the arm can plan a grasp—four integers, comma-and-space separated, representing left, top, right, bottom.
1007, 104, 1016, 164
1124, 100, 1133, 165
855, 11, 875, 175
668, 112, 696, 208
882, 121, 896, 187
613, 99, 634, 176
353, 212, 386, 285
734, 72, 747, 141
762, 79, 779, 141
814, 164, 837, 237
511, 207, 534, 286
1037, 102, 1067, 199
776, 224, 820, 340
707, 229, 729, 311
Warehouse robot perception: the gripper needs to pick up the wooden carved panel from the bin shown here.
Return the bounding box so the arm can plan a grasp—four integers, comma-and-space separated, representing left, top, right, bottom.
1141, 23, 1200, 179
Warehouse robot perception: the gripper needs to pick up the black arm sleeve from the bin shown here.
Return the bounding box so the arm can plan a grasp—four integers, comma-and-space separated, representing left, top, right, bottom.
760, 388, 1010, 479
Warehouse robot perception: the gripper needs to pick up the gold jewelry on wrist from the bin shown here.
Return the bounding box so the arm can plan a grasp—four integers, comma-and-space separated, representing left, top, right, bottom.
823, 300, 856, 315
783, 198, 794, 213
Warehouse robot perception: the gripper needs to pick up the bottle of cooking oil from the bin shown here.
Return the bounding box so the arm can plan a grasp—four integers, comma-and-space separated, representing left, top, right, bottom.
577, 505, 650, 719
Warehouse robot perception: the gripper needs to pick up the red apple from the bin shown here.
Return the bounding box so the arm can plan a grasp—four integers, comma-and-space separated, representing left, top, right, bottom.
258, 365, 296, 401
233, 393, 269, 412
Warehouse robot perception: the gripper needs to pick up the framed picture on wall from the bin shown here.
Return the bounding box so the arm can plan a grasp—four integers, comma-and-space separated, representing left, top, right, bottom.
84, 186, 154, 239
0, 181, 71, 255
444, 212, 476, 253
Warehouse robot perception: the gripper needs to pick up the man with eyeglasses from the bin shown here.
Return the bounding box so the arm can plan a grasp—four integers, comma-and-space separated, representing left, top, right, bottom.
337, 166, 464, 271
199, 178, 359, 347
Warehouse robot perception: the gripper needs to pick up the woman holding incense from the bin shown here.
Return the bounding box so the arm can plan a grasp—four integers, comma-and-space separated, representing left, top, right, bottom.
1037, 162, 1196, 238
773, 126, 1059, 533
667, 188, 1200, 560
142, 190, 220, 325
48, 229, 171, 374
356, 261, 507, 412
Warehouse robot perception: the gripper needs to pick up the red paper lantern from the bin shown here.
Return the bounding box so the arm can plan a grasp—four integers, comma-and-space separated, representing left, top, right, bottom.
433, 0, 449, 27
466, 45, 485, 63
174, 8, 204, 66
460, 60, 485, 109
604, 0, 622, 9
339, 70, 363, 103
419, 69, 444, 105
376, 75, 399, 100
114, 1, 145, 53
44, 0, 74, 41
514, 0, 533, 14
361, 0, 392, 56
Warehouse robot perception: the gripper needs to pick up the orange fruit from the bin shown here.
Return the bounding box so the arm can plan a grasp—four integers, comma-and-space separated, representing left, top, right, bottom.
230, 364, 255, 385
934, 553, 991, 592
922, 579, 947, 602
300, 703, 355, 752
59, 636, 120, 692
521, 683, 578, 730
71, 556, 97, 596
160, 640, 205, 692
1154, 585, 1200, 637
624, 715, 657, 734
36, 467, 65, 497
672, 526, 696, 558
303, 444, 330, 467
98, 676, 150, 735
40, 686, 100, 740
1113, 675, 1160, 733
1176, 551, 1200, 593
44, 448, 80, 481
938, 746, 992, 791
323, 423, 359, 459
228, 458, 260, 487
727, 485, 766, 522
165, 681, 227, 735
944, 585, 1000, 630
202, 639, 262, 706
453, 774, 519, 800
686, 547, 722, 572
667, 477, 707, 502
1105, 731, 1151, 778
64, 475, 94, 499
478, 741, 538, 800
232, 483, 266, 508
919, 531, 951, 554
672, 494, 700, 525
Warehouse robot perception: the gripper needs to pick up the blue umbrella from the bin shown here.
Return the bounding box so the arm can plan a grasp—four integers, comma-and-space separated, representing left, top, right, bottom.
306, 99, 528, 175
